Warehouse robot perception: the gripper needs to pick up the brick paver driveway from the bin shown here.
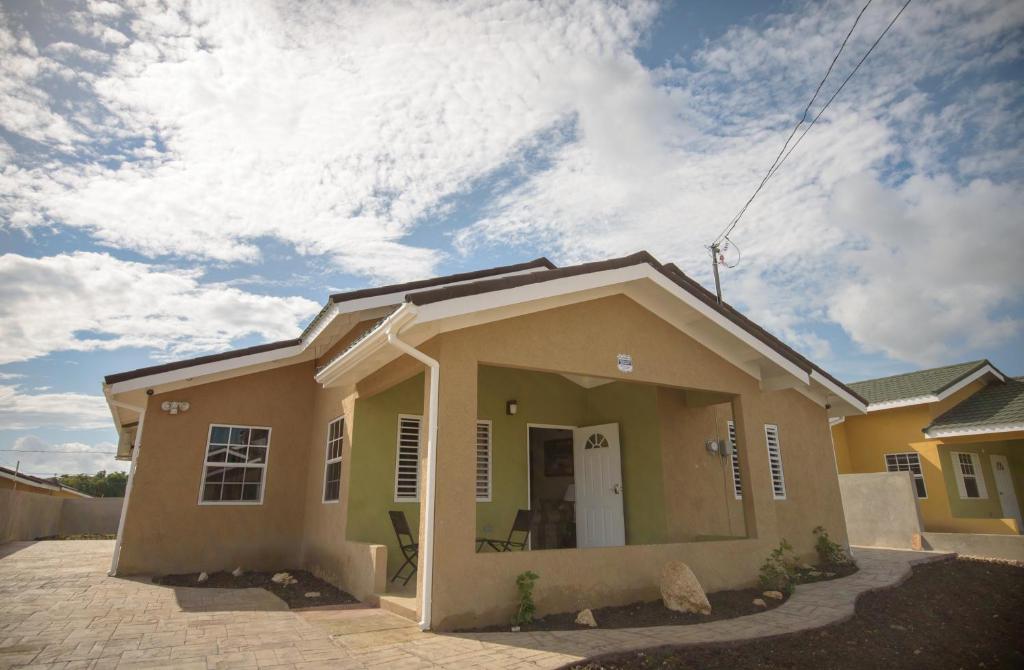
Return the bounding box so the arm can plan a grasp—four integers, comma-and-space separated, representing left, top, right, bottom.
0, 540, 952, 669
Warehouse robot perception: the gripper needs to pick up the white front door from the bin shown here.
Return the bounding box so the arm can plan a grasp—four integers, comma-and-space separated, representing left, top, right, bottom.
573, 423, 625, 548
990, 454, 1022, 533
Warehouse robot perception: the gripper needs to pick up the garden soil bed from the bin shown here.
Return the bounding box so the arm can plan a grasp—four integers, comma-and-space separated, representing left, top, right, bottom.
153, 569, 359, 609
569, 558, 1024, 670
460, 562, 856, 633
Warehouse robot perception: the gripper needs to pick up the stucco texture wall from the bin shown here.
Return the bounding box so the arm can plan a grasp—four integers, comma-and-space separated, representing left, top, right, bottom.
0, 489, 63, 541
116, 362, 316, 575
838, 472, 922, 548
414, 294, 845, 629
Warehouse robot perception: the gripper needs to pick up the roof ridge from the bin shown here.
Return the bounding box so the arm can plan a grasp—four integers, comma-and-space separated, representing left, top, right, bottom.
849, 359, 987, 387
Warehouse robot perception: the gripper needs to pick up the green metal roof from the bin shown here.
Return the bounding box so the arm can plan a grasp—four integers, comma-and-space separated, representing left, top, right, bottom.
926, 377, 1024, 436
848, 360, 994, 405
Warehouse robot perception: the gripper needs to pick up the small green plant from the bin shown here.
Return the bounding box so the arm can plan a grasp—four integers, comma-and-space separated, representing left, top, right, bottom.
813, 526, 851, 566
758, 539, 797, 594
511, 571, 540, 628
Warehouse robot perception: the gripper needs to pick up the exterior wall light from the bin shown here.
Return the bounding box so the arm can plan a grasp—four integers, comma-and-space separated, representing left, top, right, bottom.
506, 400, 518, 416
160, 401, 191, 415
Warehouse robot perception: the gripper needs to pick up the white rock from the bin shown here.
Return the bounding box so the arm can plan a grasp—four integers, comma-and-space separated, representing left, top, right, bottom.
271, 572, 296, 585
808, 570, 823, 578
752, 598, 767, 608
660, 561, 711, 616
197, 572, 209, 583
231, 567, 244, 577
575, 609, 598, 627
304, 591, 321, 598
762, 591, 784, 600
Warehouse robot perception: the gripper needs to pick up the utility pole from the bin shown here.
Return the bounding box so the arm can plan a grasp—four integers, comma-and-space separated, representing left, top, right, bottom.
710, 243, 723, 303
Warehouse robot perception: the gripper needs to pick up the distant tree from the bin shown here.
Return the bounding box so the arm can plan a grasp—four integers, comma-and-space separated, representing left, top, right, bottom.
57, 470, 128, 497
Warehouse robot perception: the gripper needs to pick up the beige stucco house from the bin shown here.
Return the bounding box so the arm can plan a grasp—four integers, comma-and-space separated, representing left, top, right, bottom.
103, 252, 867, 630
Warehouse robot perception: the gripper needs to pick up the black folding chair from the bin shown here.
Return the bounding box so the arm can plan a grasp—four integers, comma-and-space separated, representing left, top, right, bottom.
389, 511, 418, 585
476, 509, 533, 552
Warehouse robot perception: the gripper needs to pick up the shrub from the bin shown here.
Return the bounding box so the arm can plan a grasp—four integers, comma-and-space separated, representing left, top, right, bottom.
758, 540, 797, 594
511, 571, 540, 627
813, 526, 851, 566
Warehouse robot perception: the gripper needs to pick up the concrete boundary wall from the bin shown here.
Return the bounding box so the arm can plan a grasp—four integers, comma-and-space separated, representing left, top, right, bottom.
0, 490, 124, 542
839, 472, 923, 549
922, 532, 1024, 562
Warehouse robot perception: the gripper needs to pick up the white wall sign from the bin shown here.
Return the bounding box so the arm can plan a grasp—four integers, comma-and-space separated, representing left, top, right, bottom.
617, 353, 633, 373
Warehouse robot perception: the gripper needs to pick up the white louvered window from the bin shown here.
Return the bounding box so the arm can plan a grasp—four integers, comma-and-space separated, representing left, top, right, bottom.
952, 452, 987, 499
885, 452, 927, 498
764, 424, 786, 500
323, 417, 344, 502
727, 420, 742, 499
476, 420, 492, 502
394, 415, 422, 502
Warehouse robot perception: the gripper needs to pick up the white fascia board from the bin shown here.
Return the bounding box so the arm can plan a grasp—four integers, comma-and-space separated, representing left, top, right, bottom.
829, 416, 846, 426
924, 422, 1024, 439
810, 370, 867, 415
314, 303, 418, 386
413, 264, 812, 389
936, 365, 1004, 400
329, 266, 550, 316
108, 343, 306, 395
865, 395, 938, 412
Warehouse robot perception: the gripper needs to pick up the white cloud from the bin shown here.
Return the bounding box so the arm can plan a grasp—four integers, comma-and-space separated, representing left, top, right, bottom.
3, 435, 123, 477
456, 0, 1024, 365
0, 385, 110, 430
828, 174, 1023, 365
0, 252, 321, 364
1, 0, 658, 283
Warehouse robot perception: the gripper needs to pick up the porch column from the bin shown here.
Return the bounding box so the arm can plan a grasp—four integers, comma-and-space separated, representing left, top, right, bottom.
730, 394, 779, 539
416, 339, 477, 627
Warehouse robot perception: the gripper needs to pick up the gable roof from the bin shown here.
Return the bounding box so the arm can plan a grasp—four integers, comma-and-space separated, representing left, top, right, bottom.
924, 376, 1024, 438
0, 466, 91, 497
405, 251, 864, 406
104, 250, 865, 417
849, 360, 1006, 410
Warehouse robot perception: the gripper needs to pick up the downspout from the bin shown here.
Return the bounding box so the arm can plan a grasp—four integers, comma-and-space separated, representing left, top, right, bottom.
108, 398, 147, 576
384, 314, 439, 631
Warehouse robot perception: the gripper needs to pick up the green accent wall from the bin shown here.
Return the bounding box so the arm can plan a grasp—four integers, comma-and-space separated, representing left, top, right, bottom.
940, 440, 1024, 522
345, 373, 424, 578
344, 365, 674, 581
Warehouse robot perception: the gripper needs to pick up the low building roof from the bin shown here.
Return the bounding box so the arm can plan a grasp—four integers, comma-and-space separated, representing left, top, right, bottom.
924, 377, 1024, 438
0, 465, 91, 497
849, 360, 1005, 409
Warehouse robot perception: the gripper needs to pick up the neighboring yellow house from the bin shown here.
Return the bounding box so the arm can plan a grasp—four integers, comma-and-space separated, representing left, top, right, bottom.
832, 361, 1024, 535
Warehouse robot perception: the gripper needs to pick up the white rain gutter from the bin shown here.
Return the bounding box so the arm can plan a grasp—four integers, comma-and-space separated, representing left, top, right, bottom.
383, 309, 439, 631
108, 397, 147, 576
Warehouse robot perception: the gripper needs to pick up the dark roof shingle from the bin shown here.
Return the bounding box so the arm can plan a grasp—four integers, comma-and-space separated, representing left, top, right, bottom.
926, 377, 1024, 435
848, 360, 997, 405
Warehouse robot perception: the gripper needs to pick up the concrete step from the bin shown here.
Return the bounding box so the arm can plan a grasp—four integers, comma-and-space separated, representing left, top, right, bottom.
377, 591, 418, 622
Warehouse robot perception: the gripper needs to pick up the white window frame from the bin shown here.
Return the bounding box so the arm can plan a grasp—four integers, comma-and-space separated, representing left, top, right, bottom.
951, 451, 988, 499
197, 424, 272, 506
727, 420, 742, 500
883, 452, 927, 499
394, 414, 423, 503
322, 416, 344, 503
764, 424, 786, 500
476, 420, 492, 502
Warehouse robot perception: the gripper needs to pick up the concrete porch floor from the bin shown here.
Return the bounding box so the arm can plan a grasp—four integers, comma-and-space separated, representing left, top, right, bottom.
0, 539, 953, 669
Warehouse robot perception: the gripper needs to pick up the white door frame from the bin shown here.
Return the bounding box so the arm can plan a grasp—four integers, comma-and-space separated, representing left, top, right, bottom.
989, 454, 1022, 533
573, 422, 626, 548
525, 423, 576, 551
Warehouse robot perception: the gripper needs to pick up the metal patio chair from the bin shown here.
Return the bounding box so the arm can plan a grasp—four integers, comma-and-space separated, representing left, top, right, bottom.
389, 510, 418, 585
476, 509, 533, 552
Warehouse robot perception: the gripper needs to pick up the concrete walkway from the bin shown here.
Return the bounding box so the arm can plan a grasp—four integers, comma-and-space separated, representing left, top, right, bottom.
0, 541, 952, 669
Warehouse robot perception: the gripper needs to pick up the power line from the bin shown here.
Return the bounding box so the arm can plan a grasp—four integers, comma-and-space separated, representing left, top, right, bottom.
713, 0, 876, 248
765, 0, 914, 182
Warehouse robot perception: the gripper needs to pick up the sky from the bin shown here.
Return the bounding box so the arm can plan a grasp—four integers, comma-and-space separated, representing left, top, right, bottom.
1, 0, 1022, 478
